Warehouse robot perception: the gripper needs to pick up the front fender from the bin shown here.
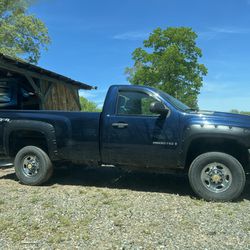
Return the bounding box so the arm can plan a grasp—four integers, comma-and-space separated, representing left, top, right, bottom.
179, 124, 250, 168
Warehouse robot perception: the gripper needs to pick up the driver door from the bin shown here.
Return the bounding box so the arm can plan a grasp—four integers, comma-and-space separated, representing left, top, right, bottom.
102, 89, 179, 169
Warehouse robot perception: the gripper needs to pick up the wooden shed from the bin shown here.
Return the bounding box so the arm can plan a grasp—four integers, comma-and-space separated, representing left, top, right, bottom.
0, 53, 95, 111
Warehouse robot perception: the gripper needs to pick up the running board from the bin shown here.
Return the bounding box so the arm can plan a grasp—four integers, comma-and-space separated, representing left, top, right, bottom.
0, 159, 14, 167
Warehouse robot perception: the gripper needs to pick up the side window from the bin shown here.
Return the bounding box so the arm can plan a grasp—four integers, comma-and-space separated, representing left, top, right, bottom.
0, 82, 11, 103
116, 90, 160, 116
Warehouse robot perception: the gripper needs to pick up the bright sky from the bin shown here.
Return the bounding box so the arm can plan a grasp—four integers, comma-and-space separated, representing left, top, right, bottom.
30, 0, 250, 111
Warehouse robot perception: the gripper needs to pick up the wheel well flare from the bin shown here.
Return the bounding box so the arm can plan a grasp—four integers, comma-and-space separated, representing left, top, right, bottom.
185, 138, 249, 171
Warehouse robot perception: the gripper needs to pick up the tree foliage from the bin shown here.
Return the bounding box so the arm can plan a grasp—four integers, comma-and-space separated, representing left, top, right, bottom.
230, 109, 250, 116
80, 96, 101, 112
0, 0, 50, 63
126, 27, 208, 108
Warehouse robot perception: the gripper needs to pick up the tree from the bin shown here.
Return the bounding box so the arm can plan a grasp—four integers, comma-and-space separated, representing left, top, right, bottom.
230, 109, 250, 116
230, 109, 239, 114
80, 96, 101, 112
126, 27, 208, 108
0, 0, 50, 63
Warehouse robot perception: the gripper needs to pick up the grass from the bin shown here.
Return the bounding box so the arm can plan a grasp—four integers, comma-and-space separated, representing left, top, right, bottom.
30, 196, 40, 204
0, 167, 250, 249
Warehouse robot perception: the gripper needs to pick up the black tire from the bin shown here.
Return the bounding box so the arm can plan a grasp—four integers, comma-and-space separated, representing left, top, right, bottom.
44, 165, 54, 182
188, 152, 246, 201
14, 146, 53, 185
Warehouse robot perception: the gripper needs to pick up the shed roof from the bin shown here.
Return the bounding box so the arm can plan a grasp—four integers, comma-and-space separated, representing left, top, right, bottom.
0, 53, 95, 90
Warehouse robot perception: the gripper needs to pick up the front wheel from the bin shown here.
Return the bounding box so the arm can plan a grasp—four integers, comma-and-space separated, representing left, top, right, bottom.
188, 152, 246, 201
14, 146, 53, 185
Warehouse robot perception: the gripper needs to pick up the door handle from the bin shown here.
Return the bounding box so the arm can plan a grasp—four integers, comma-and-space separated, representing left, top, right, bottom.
112, 122, 128, 128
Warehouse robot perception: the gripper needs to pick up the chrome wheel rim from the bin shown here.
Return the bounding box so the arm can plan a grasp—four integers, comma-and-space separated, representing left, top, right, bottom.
21, 155, 40, 177
201, 162, 232, 193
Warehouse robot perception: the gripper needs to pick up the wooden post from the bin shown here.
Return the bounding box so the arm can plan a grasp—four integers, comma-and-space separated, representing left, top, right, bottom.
24, 74, 45, 109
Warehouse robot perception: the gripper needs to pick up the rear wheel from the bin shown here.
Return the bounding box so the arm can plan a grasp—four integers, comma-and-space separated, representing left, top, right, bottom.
188, 152, 246, 201
14, 146, 53, 185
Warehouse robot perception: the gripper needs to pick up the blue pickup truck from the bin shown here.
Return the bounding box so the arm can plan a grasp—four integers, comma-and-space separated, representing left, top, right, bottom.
0, 85, 249, 201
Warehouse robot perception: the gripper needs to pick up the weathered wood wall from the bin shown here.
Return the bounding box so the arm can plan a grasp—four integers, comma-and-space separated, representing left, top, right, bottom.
40, 80, 81, 111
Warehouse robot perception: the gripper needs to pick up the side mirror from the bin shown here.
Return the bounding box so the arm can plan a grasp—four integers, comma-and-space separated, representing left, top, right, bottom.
150, 101, 169, 115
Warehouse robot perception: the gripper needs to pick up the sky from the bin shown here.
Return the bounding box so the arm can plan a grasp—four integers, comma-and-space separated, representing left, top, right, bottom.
30, 0, 250, 111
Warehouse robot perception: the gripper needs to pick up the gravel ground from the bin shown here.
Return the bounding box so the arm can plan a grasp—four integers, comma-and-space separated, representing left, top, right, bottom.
0, 166, 250, 250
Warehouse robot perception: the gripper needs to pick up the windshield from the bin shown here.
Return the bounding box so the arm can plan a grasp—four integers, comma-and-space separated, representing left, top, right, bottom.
154, 88, 191, 111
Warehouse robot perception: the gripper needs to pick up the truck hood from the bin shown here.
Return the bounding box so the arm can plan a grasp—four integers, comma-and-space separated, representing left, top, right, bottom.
189, 110, 250, 129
